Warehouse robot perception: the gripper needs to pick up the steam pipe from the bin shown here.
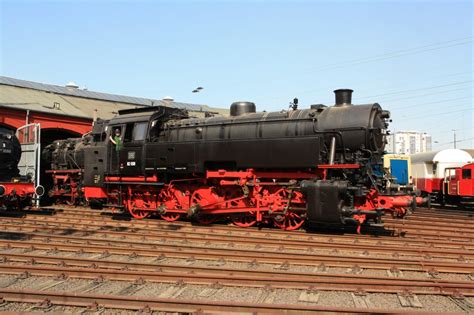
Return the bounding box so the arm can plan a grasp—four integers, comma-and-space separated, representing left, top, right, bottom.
329, 136, 336, 165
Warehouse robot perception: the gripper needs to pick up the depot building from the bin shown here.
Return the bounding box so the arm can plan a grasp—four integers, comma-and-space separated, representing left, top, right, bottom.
0, 76, 226, 149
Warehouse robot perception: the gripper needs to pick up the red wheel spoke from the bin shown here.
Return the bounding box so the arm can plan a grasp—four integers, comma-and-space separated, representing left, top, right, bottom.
129, 209, 150, 219
273, 211, 304, 230
160, 213, 181, 222
231, 213, 257, 227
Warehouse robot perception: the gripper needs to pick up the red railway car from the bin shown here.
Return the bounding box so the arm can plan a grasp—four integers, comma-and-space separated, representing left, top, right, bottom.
412, 149, 474, 206
442, 163, 474, 204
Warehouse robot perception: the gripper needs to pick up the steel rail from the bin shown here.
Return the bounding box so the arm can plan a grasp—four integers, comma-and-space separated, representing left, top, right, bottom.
1, 221, 473, 261
44, 205, 474, 223
13, 211, 474, 243
48, 205, 474, 220
8, 211, 474, 248
0, 264, 472, 295
33, 206, 474, 236
47, 207, 474, 232
0, 237, 472, 274
0, 288, 437, 314
384, 215, 474, 228
382, 221, 474, 236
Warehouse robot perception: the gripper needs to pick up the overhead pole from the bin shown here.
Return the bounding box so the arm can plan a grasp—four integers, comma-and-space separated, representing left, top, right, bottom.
452, 129, 457, 149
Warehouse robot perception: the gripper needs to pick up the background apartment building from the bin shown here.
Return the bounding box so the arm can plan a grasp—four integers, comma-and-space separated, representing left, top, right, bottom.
385, 131, 432, 155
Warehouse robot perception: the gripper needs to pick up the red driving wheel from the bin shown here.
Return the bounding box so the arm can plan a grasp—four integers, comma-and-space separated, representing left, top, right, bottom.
160, 213, 182, 222
273, 211, 305, 231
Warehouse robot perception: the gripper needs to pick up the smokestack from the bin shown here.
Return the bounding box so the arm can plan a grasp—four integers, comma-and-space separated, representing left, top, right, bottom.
334, 89, 353, 106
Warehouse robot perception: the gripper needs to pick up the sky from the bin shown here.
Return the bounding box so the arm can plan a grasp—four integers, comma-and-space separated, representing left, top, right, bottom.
0, 0, 472, 149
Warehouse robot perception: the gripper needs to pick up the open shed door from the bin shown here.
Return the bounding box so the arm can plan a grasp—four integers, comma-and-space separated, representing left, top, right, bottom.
16, 123, 41, 206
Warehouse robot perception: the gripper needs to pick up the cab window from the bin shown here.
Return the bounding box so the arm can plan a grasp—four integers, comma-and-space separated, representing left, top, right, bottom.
133, 122, 148, 141
124, 123, 134, 142
109, 126, 123, 143
149, 120, 165, 141
462, 169, 471, 179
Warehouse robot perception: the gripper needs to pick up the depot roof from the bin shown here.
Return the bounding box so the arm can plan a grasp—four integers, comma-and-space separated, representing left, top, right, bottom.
0, 76, 227, 120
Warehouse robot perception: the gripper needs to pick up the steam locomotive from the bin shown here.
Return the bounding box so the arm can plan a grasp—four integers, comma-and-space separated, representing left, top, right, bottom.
0, 127, 38, 210
43, 89, 427, 231
42, 135, 91, 205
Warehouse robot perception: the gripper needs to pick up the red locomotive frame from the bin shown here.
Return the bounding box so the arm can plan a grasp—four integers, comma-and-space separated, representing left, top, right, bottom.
45, 169, 83, 205
0, 182, 36, 210
84, 166, 425, 232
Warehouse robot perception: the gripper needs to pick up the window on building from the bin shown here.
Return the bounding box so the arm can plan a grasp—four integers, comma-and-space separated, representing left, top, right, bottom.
409, 136, 416, 154
462, 169, 471, 179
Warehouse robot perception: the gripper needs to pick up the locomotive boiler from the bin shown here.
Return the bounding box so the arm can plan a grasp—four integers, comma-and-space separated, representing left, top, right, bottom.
0, 128, 38, 210
77, 89, 426, 231
0, 127, 21, 181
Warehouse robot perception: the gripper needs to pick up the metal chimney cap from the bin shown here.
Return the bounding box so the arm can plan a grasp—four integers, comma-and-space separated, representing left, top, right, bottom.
334, 88, 353, 94
334, 89, 354, 106
65, 81, 79, 89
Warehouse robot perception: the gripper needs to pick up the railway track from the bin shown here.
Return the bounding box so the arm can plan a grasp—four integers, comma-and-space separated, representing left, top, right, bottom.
0, 289, 429, 314
1, 262, 471, 294
1, 235, 472, 274
49, 205, 474, 227
12, 207, 474, 245
0, 219, 473, 261
0, 205, 472, 313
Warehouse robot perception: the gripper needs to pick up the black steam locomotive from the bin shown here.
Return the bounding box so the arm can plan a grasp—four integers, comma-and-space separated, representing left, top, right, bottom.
0, 127, 21, 181
45, 89, 425, 231
0, 128, 37, 209
42, 135, 91, 205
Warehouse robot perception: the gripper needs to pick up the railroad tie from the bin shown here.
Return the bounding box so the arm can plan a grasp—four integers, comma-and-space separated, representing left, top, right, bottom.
449, 294, 474, 312
117, 278, 146, 295
386, 267, 404, 278
24, 299, 53, 312
274, 261, 290, 270
157, 285, 186, 298
256, 286, 277, 304
186, 256, 196, 265
397, 292, 423, 308
312, 263, 328, 273
346, 264, 363, 274
351, 291, 374, 309
35, 279, 67, 291
206, 258, 226, 266
74, 277, 106, 294
298, 290, 320, 303
198, 282, 223, 298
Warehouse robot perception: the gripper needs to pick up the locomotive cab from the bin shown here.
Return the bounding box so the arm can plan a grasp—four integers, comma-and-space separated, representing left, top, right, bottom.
107, 118, 149, 176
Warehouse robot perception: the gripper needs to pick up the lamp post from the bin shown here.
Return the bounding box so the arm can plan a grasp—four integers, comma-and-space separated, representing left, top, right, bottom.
452, 129, 457, 149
